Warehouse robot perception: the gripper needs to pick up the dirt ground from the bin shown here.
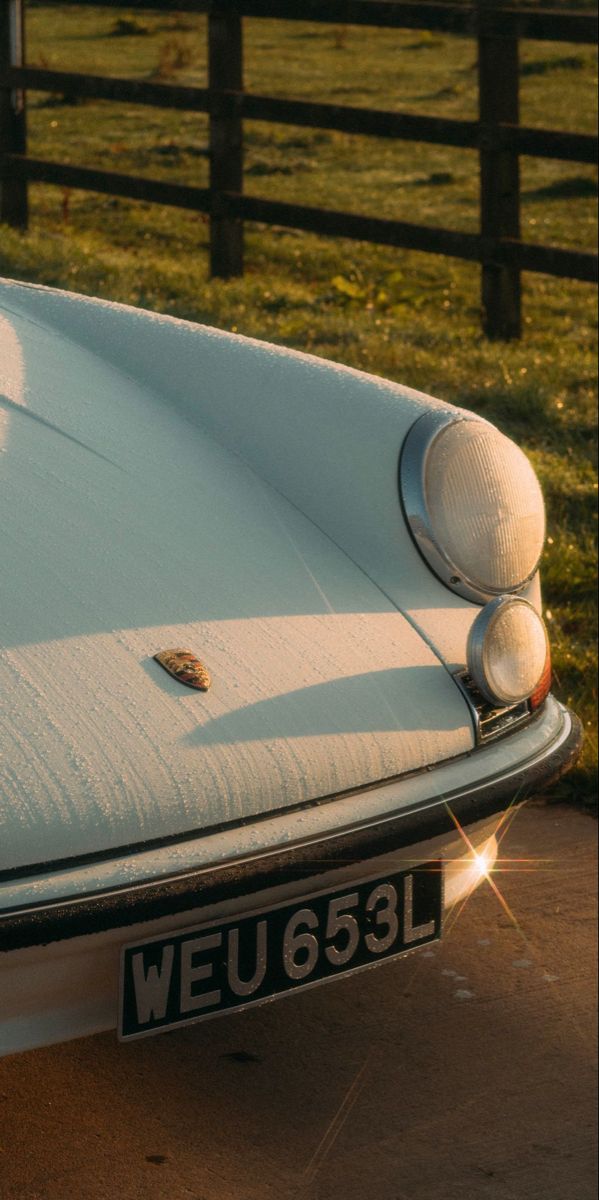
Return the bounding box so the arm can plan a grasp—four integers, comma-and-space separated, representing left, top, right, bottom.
1, 803, 597, 1200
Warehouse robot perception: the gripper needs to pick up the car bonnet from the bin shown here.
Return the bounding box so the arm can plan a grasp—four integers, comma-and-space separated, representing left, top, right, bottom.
0, 284, 474, 872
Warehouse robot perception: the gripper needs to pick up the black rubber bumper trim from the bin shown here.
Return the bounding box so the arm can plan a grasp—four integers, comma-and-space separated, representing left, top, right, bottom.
0, 710, 582, 953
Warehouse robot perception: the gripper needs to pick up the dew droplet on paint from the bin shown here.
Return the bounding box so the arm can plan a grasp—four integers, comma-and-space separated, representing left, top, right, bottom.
455, 989, 474, 1001
543, 973, 559, 983
442, 969, 458, 977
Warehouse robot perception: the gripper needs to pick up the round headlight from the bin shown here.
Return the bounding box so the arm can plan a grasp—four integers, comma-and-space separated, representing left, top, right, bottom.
467, 596, 549, 706
400, 411, 545, 603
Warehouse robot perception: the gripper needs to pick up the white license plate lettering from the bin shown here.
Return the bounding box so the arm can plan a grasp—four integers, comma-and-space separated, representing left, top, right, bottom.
120, 862, 442, 1041
364, 882, 399, 955
403, 872, 437, 944
324, 891, 360, 967
131, 944, 174, 1025
179, 932, 222, 1014
282, 907, 319, 980
227, 920, 268, 997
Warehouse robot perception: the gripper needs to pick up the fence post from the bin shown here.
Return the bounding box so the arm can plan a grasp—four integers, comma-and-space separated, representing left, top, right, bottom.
0, 0, 27, 228
477, 0, 521, 339
208, 3, 243, 277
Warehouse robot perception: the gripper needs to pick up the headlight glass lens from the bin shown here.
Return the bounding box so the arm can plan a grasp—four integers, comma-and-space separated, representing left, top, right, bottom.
424, 420, 545, 595
468, 596, 549, 706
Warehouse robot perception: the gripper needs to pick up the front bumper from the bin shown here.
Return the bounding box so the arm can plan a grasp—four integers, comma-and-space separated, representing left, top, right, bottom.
0, 696, 581, 955
0, 698, 582, 1056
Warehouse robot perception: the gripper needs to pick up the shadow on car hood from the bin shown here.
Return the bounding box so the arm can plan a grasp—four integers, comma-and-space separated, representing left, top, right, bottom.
0, 285, 473, 872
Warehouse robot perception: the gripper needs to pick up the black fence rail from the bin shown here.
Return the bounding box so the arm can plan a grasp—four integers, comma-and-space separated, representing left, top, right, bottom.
0, 0, 597, 338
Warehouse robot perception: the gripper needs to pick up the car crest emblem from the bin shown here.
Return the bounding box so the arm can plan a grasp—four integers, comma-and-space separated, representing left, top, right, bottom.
154, 649, 211, 691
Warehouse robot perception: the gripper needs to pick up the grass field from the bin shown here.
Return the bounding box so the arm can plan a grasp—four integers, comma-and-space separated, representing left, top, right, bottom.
1, 4, 597, 805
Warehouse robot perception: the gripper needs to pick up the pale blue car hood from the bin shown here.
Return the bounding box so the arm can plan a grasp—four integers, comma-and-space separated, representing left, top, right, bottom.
0, 281, 474, 871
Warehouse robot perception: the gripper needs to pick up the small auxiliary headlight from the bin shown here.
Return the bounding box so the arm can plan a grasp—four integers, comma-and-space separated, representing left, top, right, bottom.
467, 596, 550, 707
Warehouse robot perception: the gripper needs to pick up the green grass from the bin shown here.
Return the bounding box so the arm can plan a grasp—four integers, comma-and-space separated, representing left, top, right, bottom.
1, 5, 597, 806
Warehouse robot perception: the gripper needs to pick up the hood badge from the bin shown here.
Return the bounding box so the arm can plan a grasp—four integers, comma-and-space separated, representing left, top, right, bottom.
154, 649, 211, 691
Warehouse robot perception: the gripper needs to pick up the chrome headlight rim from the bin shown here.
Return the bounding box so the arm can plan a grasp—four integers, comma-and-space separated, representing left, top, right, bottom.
398, 409, 544, 605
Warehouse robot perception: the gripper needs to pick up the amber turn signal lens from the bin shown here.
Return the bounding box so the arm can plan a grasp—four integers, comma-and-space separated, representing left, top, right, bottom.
529, 648, 552, 711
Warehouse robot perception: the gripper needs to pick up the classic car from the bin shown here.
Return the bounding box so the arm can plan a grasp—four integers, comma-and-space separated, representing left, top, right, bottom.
0, 276, 581, 1055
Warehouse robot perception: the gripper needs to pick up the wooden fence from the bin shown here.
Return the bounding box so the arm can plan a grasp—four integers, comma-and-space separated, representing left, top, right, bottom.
0, 0, 597, 338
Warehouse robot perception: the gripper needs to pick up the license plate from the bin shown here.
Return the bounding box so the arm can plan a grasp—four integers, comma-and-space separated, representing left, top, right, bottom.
119, 861, 442, 1041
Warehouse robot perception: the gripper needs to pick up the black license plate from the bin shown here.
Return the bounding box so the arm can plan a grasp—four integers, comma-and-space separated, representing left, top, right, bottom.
119, 861, 443, 1041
